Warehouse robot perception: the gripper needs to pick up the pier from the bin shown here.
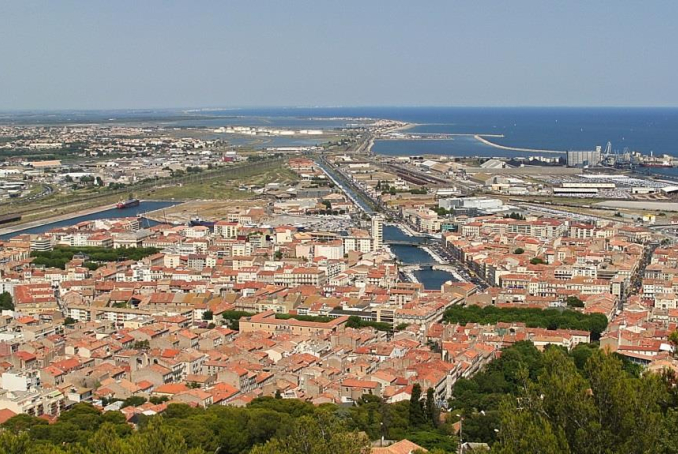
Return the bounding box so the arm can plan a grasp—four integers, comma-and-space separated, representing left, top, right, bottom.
473, 135, 565, 155
381, 132, 505, 141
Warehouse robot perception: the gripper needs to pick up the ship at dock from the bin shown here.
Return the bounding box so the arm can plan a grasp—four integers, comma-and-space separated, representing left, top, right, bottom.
639, 162, 673, 168
116, 198, 140, 209
189, 216, 216, 228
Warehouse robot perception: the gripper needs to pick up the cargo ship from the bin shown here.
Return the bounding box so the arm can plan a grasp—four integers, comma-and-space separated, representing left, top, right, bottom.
116, 199, 140, 209
189, 217, 216, 228
639, 162, 673, 168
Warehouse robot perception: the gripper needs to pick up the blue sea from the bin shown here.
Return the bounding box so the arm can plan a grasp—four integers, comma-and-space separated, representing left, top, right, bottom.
4, 106, 678, 172
364, 107, 678, 159
7, 106, 677, 156
201, 107, 678, 161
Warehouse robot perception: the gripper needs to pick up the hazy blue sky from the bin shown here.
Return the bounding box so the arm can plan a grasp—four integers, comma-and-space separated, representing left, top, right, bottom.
1, 1, 676, 109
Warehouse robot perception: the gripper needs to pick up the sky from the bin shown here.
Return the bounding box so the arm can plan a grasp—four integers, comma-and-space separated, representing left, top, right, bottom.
1, 1, 677, 110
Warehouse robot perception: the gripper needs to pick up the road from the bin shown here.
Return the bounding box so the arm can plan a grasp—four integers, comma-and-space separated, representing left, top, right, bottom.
428, 242, 489, 290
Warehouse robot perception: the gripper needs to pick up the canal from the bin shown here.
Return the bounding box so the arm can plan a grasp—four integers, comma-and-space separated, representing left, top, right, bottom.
384, 225, 456, 290
0, 201, 179, 240
315, 159, 375, 214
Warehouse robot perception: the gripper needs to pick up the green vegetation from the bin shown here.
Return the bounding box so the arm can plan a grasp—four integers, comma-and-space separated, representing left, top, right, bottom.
346, 315, 392, 332
147, 165, 298, 200
4, 343, 674, 453
433, 207, 453, 217
202, 310, 213, 321
0, 292, 13, 311
222, 310, 256, 330
132, 340, 150, 350
513, 248, 524, 255
443, 305, 608, 340
529, 257, 544, 265
0, 159, 285, 228
493, 346, 671, 453
448, 341, 654, 452
148, 180, 252, 201
0, 396, 455, 453
503, 212, 526, 221
30, 246, 160, 270
566, 296, 585, 308
274, 313, 334, 323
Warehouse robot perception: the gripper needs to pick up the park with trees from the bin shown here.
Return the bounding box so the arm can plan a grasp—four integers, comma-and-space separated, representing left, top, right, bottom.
443, 305, 608, 340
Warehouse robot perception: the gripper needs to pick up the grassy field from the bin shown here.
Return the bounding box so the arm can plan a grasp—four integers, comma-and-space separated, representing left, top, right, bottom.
146, 181, 251, 201
0, 159, 291, 228
142, 165, 299, 200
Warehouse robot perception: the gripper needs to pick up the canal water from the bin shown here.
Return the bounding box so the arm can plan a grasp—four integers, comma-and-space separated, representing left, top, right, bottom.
384, 225, 455, 290
0, 201, 179, 240
3, 201, 456, 289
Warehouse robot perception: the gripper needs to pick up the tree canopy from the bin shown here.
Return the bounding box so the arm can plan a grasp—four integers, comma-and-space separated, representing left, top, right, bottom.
0, 396, 456, 453
443, 305, 608, 340
30, 246, 160, 270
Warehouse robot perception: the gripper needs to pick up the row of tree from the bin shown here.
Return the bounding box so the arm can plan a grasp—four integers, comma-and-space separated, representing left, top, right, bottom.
31, 246, 160, 270
442, 305, 609, 340
345, 315, 392, 332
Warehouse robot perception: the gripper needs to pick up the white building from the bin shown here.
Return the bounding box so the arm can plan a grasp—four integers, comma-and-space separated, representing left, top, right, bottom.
371, 215, 384, 251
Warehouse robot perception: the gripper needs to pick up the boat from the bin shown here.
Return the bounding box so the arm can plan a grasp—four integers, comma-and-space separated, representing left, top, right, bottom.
189, 217, 216, 228
116, 199, 140, 209
639, 163, 672, 168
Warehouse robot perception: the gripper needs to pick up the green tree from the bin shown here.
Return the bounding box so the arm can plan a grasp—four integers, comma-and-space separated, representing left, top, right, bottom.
513, 248, 524, 255
121, 395, 147, 408
491, 400, 568, 454
409, 384, 426, 428
0, 291, 14, 310
566, 296, 584, 308
491, 348, 668, 454
425, 387, 439, 427
127, 419, 194, 454
669, 330, 678, 356
202, 310, 213, 321
2, 414, 48, 433
86, 423, 129, 454
249, 413, 369, 454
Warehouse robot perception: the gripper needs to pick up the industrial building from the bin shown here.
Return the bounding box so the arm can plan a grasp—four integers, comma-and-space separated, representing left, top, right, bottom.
567, 149, 602, 167
553, 187, 599, 195
561, 182, 615, 189
439, 197, 504, 211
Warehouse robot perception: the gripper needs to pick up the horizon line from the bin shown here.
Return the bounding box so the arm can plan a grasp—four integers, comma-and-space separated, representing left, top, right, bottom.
2, 105, 678, 114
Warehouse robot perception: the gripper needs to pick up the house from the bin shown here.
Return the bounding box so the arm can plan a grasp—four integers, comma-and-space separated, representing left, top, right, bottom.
371, 439, 427, 454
